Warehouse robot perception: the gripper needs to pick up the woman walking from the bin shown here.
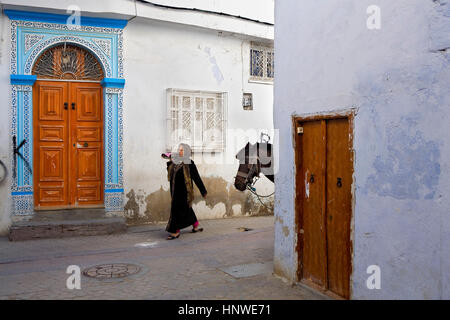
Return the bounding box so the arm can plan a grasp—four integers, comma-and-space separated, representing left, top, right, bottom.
165, 143, 207, 240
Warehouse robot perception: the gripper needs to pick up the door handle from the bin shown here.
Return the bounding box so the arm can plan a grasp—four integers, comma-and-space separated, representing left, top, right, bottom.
71, 102, 75, 110
76, 143, 89, 148
309, 174, 315, 183
64, 102, 68, 110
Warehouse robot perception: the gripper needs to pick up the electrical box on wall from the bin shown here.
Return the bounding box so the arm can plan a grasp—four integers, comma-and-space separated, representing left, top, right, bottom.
243, 93, 253, 110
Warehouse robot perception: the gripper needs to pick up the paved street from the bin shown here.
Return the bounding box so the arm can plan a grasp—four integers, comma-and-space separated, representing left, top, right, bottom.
0, 216, 327, 300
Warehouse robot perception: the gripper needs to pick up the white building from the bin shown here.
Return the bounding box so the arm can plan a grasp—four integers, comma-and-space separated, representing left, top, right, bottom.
274, 0, 450, 299
0, 0, 275, 235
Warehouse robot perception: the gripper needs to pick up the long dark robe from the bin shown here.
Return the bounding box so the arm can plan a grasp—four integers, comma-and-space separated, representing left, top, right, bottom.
166, 160, 207, 233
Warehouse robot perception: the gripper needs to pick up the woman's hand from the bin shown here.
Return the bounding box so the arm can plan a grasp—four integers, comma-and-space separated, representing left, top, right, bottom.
202, 192, 207, 198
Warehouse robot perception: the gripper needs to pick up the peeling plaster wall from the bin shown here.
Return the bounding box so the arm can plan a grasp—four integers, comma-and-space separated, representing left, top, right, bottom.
122, 18, 274, 225
0, 12, 12, 236
274, 0, 450, 299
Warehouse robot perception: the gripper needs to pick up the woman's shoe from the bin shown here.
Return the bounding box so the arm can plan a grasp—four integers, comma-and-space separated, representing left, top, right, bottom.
167, 233, 180, 240
191, 227, 204, 233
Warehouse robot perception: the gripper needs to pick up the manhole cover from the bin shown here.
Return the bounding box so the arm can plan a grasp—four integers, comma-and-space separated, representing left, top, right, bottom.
83, 263, 140, 279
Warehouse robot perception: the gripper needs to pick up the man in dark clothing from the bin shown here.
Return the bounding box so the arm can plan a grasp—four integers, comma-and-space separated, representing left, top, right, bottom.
166, 143, 207, 240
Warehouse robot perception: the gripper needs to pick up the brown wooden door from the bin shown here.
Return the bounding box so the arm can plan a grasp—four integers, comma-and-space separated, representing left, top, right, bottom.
33, 81, 69, 207
70, 83, 103, 206
295, 117, 353, 299
301, 120, 328, 287
33, 81, 103, 208
326, 118, 352, 299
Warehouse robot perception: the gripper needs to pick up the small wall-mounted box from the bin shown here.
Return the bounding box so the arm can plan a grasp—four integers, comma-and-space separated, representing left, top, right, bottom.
243, 93, 253, 110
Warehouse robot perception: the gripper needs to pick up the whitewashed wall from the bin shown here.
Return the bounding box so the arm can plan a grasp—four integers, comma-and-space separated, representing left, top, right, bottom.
0, 12, 12, 236
0, 0, 275, 233
1, 0, 274, 39
122, 17, 274, 223
274, 0, 450, 299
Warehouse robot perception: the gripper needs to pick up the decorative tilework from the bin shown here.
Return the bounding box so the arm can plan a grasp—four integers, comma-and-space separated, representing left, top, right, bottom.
24, 33, 44, 52
22, 90, 32, 186
14, 85, 32, 92
10, 20, 122, 75
25, 35, 112, 77
12, 194, 34, 216
118, 31, 124, 78
105, 192, 124, 212
117, 91, 124, 187
106, 92, 114, 184
105, 88, 123, 94
11, 85, 33, 194
10, 21, 18, 75
92, 38, 112, 58
9, 14, 125, 215
10, 87, 17, 191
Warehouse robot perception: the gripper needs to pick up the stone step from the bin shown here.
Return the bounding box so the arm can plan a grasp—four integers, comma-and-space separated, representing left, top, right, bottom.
8, 209, 127, 241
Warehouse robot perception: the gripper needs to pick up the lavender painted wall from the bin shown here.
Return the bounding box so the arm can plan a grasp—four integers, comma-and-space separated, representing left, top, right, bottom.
274, 0, 450, 299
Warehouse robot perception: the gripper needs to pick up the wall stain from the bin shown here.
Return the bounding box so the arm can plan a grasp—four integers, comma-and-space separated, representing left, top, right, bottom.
124, 189, 140, 221
124, 176, 273, 225
275, 215, 284, 225
365, 116, 441, 200
204, 47, 224, 85
282, 226, 290, 237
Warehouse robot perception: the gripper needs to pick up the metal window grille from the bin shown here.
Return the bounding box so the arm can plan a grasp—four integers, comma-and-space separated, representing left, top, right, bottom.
32, 43, 104, 81
166, 89, 227, 152
250, 42, 274, 82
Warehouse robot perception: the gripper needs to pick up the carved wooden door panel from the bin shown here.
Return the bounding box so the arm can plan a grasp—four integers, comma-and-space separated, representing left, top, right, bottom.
33, 81, 103, 208
33, 81, 69, 207
70, 82, 103, 206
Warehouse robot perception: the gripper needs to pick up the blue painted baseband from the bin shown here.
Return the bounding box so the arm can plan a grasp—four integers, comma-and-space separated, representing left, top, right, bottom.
105, 189, 124, 193
12, 191, 33, 196
101, 78, 126, 88
4, 10, 128, 29
10, 74, 37, 85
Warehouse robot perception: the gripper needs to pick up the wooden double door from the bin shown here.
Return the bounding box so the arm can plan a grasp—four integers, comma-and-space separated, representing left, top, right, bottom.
33, 81, 104, 209
294, 117, 353, 299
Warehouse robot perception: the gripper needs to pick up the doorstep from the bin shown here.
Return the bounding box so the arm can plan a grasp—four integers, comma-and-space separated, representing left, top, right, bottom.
8, 209, 127, 241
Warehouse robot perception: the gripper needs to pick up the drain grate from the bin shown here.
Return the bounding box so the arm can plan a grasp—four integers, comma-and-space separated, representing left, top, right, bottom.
83, 263, 140, 279
237, 227, 253, 232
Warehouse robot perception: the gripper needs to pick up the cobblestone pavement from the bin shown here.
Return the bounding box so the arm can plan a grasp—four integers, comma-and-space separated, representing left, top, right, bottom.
0, 216, 328, 300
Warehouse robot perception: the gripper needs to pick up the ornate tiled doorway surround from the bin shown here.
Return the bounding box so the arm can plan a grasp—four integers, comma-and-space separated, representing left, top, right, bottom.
6, 10, 128, 215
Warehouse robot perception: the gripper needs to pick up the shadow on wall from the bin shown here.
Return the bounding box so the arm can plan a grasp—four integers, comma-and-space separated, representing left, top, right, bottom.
124, 176, 273, 225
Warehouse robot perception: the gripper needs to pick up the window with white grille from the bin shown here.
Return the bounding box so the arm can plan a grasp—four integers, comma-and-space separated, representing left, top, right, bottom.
250, 42, 274, 82
166, 89, 227, 152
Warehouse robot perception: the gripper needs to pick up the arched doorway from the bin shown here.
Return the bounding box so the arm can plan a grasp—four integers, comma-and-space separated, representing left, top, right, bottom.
32, 43, 105, 209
